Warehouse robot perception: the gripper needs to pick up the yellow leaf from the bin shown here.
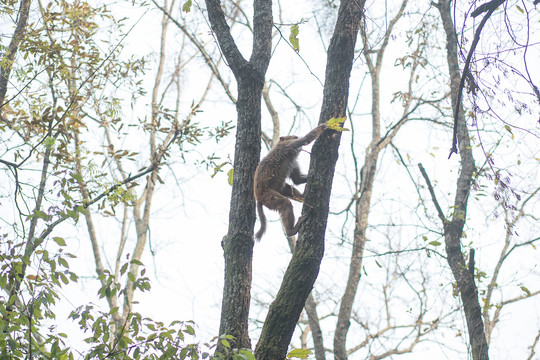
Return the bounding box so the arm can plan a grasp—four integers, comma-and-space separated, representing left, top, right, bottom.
289, 24, 300, 52
327, 117, 349, 131
227, 169, 234, 186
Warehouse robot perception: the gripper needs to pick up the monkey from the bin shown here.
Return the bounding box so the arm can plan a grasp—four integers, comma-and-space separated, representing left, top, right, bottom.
253, 122, 328, 240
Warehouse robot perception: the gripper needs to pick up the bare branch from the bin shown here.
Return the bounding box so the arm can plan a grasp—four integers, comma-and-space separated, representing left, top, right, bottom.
527, 330, 540, 360
448, 0, 506, 157
204, 0, 247, 73
151, 0, 237, 103
261, 82, 280, 147
418, 163, 447, 224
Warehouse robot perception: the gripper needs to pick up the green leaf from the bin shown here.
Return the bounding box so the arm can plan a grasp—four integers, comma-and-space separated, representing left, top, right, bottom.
289, 24, 300, 52
185, 324, 195, 335
70, 272, 78, 282
43, 136, 56, 149
120, 262, 128, 275
59, 272, 69, 285
520, 286, 531, 296
227, 169, 234, 186
58, 257, 69, 268
238, 349, 255, 360
53, 237, 66, 246
33, 305, 43, 319
34, 210, 48, 220
429, 241, 441, 246
182, 0, 192, 12
71, 172, 83, 183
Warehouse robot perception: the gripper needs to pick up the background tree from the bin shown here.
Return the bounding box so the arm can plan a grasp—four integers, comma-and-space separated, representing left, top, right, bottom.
0, 0, 222, 357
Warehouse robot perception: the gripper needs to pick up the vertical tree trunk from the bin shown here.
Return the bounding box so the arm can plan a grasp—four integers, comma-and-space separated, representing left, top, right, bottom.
204, 0, 273, 350
217, 71, 263, 348
286, 238, 326, 360
434, 1, 489, 359
254, 0, 365, 358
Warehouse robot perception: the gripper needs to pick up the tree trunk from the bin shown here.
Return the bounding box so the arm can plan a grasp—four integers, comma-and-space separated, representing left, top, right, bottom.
286, 238, 326, 360
254, 0, 365, 358
434, 1, 489, 359
204, 0, 273, 350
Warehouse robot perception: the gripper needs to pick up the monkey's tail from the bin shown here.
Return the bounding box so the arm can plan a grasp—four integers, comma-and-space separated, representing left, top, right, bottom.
255, 201, 266, 241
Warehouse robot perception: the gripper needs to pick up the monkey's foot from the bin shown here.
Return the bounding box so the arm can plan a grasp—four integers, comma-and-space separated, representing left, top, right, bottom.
288, 215, 307, 237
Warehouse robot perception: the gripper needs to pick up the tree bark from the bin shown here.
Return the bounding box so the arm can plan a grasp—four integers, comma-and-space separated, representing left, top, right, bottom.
204, 0, 273, 350
433, 1, 489, 359
0, 0, 31, 109
286, 237, 326, 360
254, 0, 365, 358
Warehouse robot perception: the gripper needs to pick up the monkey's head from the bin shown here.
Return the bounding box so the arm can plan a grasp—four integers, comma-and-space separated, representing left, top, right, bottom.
279, 135, 298, 142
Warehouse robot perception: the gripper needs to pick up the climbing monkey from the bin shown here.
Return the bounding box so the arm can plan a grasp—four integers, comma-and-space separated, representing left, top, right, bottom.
253, 122, 328, 240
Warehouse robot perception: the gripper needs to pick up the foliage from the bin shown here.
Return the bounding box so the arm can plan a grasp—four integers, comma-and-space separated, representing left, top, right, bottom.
206, 335, 256, 360
0, 0, 228, 357
326, 116, 348, 132
0, 249, 200, 358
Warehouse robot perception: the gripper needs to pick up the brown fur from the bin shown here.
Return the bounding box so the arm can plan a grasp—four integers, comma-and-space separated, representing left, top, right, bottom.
254, 123, 327, 240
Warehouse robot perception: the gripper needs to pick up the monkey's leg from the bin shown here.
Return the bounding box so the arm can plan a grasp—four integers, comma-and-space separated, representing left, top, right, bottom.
263, 190, 299, 237
279, 184, 304, 202
279, 200, 299, 237
276, 198, 306, 237
291, 214, 307, 235
263, 190, 306, 237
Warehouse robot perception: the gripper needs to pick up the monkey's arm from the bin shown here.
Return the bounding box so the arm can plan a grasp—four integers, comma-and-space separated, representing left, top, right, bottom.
289, 161, 307, 185
291, 123, 328, 148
